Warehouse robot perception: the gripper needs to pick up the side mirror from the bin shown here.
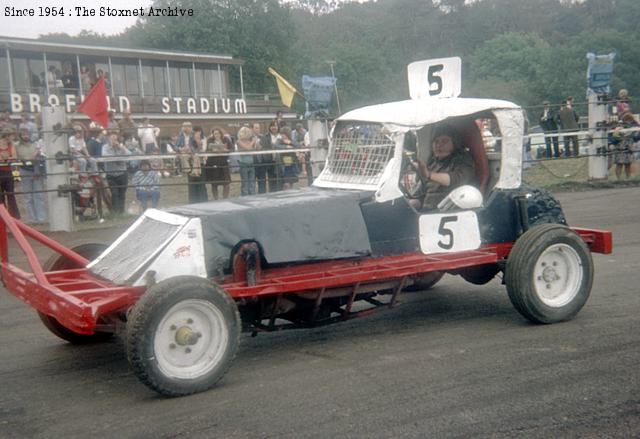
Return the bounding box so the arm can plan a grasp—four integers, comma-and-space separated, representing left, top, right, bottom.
437, 185, 483, 211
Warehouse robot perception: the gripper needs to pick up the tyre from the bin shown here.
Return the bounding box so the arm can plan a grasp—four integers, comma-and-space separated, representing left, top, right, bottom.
126, 276, 241, 396
39, 242, 113, 344
404, 271, 444, 292
505, 224, 593, 324
459, 264, 500, 285
43, 242, 107, 271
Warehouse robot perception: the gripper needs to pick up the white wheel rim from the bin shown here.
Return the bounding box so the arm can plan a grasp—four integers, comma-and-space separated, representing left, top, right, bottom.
533, 243, 583, 308
153, 299, 229, 380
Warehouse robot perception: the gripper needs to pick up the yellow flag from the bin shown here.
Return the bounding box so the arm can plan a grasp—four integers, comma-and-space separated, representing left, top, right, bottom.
268, 67, 297, 108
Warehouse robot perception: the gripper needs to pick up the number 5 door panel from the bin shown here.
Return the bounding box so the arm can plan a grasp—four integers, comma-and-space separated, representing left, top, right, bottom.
419, 211, 481, 254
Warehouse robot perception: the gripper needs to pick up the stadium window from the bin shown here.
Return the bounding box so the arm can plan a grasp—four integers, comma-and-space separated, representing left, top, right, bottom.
179, 65, 192, 96
11, 56, 29, 93
153, 65, 166, 96
110, 62, 125, 95
141, 60, 167, 97
0, 53, 8, 93
211, 64, 224, 97
125, 63, 139, 96
27, 57, 45, 93
169, 63, 180, 97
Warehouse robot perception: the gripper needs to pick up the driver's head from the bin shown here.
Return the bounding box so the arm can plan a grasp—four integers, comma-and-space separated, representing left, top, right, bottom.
431, 124, 459, 159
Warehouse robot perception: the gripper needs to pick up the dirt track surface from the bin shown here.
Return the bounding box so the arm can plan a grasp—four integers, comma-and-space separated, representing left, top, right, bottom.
1, 188, 638, 438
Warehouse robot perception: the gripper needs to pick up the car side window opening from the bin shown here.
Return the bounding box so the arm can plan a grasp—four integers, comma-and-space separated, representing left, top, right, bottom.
399, 116, 492, 211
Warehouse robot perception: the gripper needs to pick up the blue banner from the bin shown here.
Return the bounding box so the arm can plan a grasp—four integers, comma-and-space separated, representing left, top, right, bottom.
302, 75, 336, 118
586, 52, 615, 94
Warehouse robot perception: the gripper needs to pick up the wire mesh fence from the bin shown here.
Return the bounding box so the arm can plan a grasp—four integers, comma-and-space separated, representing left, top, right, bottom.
1, 115, 639, 229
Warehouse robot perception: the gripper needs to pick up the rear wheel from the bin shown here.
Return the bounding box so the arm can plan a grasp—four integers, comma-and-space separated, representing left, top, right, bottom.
39, 242, 112, 344
505, 224, 593, 324
459, 264, 500, 285
126, 276, 241, 396
404, 271, 444, 292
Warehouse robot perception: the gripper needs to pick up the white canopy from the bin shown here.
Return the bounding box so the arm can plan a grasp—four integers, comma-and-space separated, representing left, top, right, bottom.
338, 97, 520, 128
315, 96, 525, 195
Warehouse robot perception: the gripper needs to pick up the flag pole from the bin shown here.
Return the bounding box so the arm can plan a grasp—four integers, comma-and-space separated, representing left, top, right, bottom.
326, 60, 341, 115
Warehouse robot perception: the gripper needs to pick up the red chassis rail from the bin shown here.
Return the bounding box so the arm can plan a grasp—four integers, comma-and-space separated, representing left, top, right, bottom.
0, 205, 613, 335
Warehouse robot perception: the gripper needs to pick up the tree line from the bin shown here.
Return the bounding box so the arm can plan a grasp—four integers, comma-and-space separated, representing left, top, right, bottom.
41, 0, 640, 119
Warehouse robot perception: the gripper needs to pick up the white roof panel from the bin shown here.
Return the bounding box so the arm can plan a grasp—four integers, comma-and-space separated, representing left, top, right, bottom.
338, 97, 520, 127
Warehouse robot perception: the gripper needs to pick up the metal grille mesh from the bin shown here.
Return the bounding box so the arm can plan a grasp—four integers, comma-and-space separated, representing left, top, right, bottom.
321, 123, 395, 186
90, 216, 180, 284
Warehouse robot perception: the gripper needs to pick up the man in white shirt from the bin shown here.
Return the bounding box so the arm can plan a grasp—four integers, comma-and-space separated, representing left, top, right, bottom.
68, 126, 98, 174
137, 117, 160, 154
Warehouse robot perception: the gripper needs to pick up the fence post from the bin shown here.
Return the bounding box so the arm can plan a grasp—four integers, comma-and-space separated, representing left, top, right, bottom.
587, 89, 609, 180
42, 106, 73, 232
308, 120, 329, 178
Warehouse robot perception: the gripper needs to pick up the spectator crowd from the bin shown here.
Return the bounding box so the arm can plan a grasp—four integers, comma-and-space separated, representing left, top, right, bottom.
536, 93, 640, 168
0, 90, 638, 226
1, 108, 313, 222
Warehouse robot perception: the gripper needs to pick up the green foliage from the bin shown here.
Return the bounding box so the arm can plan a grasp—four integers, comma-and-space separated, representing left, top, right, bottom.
125, 0, 297, 93
37, 0, 640, 116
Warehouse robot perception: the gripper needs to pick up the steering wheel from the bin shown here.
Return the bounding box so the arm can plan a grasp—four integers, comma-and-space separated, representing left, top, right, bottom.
399, 152, 428, 200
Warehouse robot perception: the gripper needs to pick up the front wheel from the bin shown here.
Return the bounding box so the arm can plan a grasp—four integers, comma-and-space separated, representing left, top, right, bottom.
505, 224, 593, 324
126, 276, 241, 396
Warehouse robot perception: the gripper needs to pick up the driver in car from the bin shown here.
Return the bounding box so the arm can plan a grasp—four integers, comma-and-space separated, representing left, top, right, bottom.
415, 124, 476, 210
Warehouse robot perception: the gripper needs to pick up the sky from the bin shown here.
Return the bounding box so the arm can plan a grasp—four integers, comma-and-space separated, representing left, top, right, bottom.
1, 0, 154, 38
1, 0, 371, 39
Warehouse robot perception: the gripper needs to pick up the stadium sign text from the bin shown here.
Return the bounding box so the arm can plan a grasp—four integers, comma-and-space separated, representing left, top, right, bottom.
9, 93, 248, 115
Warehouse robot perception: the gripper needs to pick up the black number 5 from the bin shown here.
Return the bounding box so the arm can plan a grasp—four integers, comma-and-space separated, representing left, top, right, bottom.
437, 215, 458, 250
428, 64, 444, 96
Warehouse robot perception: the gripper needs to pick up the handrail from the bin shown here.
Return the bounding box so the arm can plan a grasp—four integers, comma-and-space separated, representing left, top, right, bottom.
0, 205, 48, 284
0, 206, 89, 285
15, 221, 89, 266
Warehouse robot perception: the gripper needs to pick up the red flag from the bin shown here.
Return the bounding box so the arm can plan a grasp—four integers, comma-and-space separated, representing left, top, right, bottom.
77, 78, 109, 129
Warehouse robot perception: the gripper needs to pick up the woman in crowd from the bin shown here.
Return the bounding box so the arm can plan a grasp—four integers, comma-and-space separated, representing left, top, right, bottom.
616, 89, 631, 119
80, 65, 92, 93
15, 128, 46, 223
235, 126, 257, 196
275, 126, 299, 190
257, 121, 279, 193
610, 124, 635, 180
101, 132, 131, 216
205, 128, 232, 200
0, 127, 20, 218
189, 126, 208, 203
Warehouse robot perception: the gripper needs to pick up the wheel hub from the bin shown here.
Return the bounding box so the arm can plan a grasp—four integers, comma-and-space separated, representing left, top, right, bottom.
534, 243, 583, 308
542, 266, 559, 283
174, 326, 201, 346
153, 299, 230, 380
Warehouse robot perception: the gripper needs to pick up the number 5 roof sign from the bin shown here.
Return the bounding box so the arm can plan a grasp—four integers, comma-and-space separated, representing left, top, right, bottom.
408, 57, 462, 100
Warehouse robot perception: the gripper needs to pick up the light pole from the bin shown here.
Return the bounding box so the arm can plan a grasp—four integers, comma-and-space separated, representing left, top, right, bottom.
326, 60, 341, 115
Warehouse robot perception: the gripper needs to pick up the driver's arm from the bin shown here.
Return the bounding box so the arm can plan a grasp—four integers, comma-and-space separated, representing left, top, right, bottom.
416, 158, 451, 186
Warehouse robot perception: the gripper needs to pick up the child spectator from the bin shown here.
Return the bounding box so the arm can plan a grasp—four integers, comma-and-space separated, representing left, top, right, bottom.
132, 160, 160, 210
74, 173, 98, 220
